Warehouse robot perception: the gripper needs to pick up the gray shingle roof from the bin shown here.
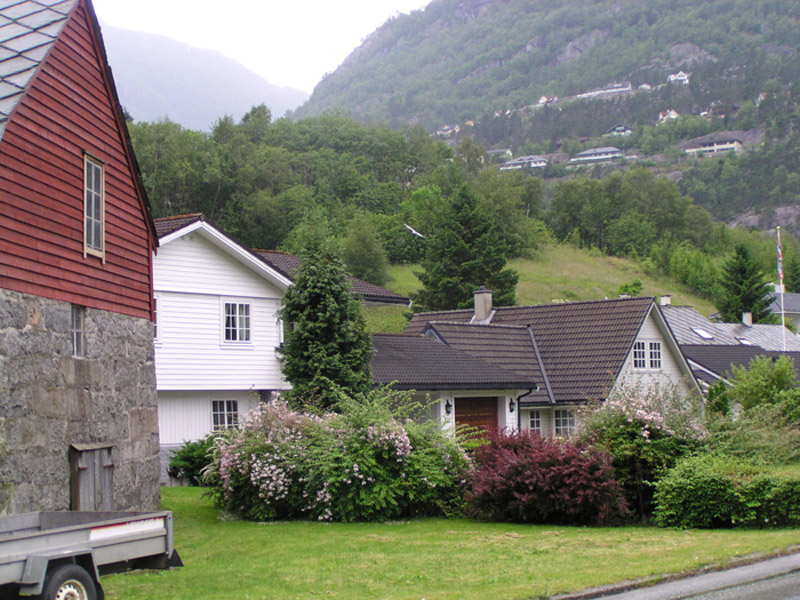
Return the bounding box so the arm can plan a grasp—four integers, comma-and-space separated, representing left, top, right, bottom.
661, 304, 800, 351
0, 0, 77, 142
406, 297, 655, 403
371, 334, 537, 390
682, 344, 800, 384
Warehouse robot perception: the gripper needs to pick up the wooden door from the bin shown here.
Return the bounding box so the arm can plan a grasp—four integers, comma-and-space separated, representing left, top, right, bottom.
70, 443, 114, 511
454, 397, 498, 431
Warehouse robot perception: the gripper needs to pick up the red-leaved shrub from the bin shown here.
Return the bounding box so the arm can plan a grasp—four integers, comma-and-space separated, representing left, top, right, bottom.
466, 430, 628, 525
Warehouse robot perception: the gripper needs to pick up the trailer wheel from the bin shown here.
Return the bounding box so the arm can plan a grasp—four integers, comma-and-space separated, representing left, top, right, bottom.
38, 565, 97, 600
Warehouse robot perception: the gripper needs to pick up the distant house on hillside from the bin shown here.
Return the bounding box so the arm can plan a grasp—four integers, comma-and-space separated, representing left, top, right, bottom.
685, 133, 744, 156
658, 109, 681, 123
0, 0, 160, 513
668, 70, 691, 85
605, 124, 633, 137
499, 155, 548, 171
575, 82, 632, 100
486, 148, 513, 162
375, 291, 699, 435
569, 146, 623, 163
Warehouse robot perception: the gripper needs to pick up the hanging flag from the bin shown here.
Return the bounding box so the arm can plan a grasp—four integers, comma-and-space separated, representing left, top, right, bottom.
777, 226, 784, 283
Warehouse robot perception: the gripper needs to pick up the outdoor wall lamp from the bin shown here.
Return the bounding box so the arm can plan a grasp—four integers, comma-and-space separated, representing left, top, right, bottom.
508, 398, 516, 413
444, 399, 452, 415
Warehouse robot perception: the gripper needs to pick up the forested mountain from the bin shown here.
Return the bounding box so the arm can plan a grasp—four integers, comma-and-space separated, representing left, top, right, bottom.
294, 0, 799, 133
102, 25, 308, 131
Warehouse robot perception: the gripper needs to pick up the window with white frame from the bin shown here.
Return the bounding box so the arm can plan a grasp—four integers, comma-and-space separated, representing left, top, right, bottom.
633, 341, 647, 369
212, 400, 239, 431
554, 409, 575, 436
649, 341, 662, 369
71, 305, 85, 357
84, 155, 104, 258
223, 302, 251, 342
529, 410, 541, 434
153, 296, 159, 340
633, 340, 662, 370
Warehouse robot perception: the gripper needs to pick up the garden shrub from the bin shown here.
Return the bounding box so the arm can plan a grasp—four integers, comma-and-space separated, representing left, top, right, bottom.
578, 382, 703, 521
168, 434, 216, 486
205, 390, 470, 522
466, 430, 628, 525
653, 454, 800, 528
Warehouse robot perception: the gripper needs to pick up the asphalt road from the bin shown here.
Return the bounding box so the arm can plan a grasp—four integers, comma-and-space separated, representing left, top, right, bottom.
553, 552, 800, 600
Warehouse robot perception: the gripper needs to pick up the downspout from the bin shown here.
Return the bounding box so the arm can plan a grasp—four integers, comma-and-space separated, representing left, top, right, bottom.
515, 387, 534, 431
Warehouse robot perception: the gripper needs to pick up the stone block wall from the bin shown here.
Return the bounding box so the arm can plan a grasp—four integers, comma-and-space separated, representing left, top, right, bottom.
0, 289, 160, 514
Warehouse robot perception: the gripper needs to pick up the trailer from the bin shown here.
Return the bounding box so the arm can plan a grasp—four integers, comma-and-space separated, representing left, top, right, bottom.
0, 510, 181, 600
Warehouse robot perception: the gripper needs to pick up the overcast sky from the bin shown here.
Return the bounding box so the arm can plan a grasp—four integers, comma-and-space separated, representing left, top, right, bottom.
91, 0, 430, 94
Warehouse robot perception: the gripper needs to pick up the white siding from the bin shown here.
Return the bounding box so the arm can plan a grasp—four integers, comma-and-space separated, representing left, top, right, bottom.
620, 311, 690, 390
154, 233, 288, 391
158, 390, 262, 445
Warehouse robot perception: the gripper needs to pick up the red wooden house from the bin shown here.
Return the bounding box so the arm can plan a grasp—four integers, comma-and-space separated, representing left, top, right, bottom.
0, 0, 160, 513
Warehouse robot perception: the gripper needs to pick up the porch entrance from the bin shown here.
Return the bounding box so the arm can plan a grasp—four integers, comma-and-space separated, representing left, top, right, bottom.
454, 397, 498, 431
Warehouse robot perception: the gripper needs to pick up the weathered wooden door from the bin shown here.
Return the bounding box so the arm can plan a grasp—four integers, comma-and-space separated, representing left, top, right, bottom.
70, 443, 114, 511
454, 397, 498, 431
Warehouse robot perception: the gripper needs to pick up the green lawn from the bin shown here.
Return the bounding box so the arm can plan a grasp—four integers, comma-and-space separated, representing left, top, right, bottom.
103, 488, 800, 600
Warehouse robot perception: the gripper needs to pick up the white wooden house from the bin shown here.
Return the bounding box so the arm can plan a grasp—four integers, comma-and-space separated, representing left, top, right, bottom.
153, 215, 292, 479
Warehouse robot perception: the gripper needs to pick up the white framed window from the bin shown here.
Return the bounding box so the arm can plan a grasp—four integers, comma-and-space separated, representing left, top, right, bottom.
71, 305, 85, 357
84, 154, 105, 259
554, 409, 575, 437
633, 340, 662, 370
529, 410, 541, 434
633, 341, 647, 369
649, 341, 662, 369
212, 400, 239, 431
223, 301, 251, 342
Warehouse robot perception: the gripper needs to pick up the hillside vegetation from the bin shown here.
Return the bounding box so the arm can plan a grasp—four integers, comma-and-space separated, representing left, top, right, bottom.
295, 0, 800, 131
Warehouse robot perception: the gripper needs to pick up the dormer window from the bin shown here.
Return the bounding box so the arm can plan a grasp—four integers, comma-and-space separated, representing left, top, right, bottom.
84, 154, 105, 259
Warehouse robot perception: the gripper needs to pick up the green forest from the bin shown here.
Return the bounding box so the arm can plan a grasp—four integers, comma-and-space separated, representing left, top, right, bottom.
129, 104, 799, 318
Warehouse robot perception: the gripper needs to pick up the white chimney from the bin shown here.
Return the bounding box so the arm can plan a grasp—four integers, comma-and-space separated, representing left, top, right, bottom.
742, 312, 753, 327
660, 295, 671, 306
473, 287, 493, 322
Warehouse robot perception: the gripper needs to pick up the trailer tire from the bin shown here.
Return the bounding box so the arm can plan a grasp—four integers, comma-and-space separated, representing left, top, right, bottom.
38, 565, 97, 600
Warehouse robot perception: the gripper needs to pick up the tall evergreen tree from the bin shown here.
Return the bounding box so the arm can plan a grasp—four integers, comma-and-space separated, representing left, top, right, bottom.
716, 244, 775, 323
412, 184, 518, 312
279, 215, 372, 411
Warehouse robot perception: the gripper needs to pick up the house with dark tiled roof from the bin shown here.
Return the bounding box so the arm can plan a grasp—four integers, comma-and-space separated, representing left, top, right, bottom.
660, 297, 800, 386
379, 290, 699, 435
153, 214, 409, 480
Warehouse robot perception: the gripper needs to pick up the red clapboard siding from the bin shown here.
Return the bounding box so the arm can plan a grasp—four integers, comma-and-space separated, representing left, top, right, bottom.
0, 1, 155, 320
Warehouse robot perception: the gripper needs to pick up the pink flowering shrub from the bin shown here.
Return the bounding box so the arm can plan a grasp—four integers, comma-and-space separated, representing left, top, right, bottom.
206, 389, 470, 522
577, 382, 703, 521
466, 430, 628, 525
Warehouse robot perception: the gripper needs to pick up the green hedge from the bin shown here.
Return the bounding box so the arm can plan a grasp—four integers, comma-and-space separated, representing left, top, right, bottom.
654, 454, 800, 528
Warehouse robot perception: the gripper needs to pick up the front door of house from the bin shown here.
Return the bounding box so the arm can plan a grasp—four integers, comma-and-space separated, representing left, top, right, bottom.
454, 397, 498, 431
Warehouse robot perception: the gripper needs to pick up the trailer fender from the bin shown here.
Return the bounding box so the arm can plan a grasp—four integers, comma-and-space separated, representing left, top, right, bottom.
17, 551, 98, 597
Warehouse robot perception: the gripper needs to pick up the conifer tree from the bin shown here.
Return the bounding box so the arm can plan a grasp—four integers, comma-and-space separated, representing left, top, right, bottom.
412, 184, 518, 312
716, 244, 775, 323
279, 214, 371, 410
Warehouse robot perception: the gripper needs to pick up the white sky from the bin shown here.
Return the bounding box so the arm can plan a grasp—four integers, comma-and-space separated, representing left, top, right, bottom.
91, 0, 430, 94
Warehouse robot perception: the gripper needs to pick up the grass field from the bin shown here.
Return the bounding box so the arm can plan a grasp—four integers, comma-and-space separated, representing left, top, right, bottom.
103, 488, 800, 600
366, 244, 717, 334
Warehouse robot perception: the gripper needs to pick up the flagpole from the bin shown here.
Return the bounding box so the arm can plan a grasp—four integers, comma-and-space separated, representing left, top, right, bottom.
778, 226, 786, 352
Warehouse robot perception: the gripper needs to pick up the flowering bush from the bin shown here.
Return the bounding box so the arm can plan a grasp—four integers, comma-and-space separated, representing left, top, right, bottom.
466, 430, 628, 525
578, 382, 703, 521
205, 389, 470, 522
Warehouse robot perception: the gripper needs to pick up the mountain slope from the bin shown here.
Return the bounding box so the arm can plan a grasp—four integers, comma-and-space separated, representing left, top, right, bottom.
293, 0, 800, 129
102, 25, 308, 131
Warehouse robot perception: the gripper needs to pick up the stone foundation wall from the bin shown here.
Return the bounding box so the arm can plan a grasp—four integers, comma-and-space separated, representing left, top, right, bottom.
0, 289, 160, 514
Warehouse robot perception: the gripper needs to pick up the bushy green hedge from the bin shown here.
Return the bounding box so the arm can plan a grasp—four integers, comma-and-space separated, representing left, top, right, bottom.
168, 434, 216, 486
205, 390, 470, 522
654, 454, 800, 528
